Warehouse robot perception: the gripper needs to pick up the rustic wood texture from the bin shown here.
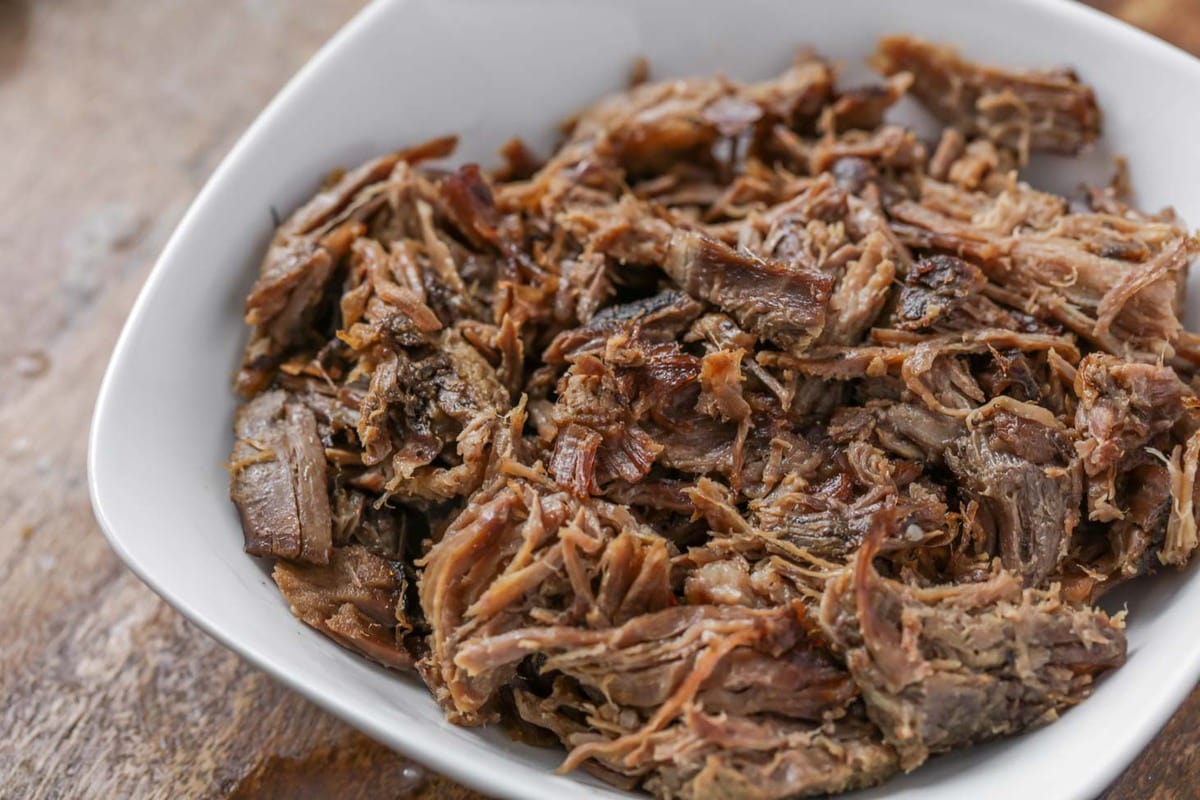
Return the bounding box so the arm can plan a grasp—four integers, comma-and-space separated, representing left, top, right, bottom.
0, 0, 1197, 797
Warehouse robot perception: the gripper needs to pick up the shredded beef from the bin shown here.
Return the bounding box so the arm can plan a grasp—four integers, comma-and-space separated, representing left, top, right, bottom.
1074, 353, 1186, 521
819, 510, 1126, 771
228, 35, 1199, 798
663, 231, 833, 352
873, 35, 1101, 160
945, 406, 1082, 586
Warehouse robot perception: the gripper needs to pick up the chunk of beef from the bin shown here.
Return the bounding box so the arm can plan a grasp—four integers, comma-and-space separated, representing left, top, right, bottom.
562, 56, 833, 176
274, 545, 411, 669
237, 138, 460, 395
750, 479, 948, 563
1073, 353, 1186, 522
872, 402, 963, 462
686, 313, 758, 351
650, 414, 736, 476
237, 225, 357, 395
418, 474, 673, 724
358, 326, 510, 502
605, 477, 697, 516
819, 510, 1126, 771
765, 329, 1077, 387
456, 604, 852, 722
548, 423, 605, 496
664, 231, 833, 352
1086, 462, 1173, 592
873, 35, 1101, 158
974, 348, 1045, 403
418, 480, 547, 723
549, 355, 671, 495
887, 179, 1198, 363
805, 125, 928, 179
229, 390, 332, 564
945, 406, 1081, 586
926, 129, 1018, 192
349, 237, 443, 333
648, 715, 897, 800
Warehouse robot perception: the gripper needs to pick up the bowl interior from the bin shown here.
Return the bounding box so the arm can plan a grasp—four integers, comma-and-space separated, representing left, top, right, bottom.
90, 1, 1200, 798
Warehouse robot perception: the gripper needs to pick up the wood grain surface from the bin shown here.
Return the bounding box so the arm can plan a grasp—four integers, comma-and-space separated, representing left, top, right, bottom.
1, 1, 1197, 797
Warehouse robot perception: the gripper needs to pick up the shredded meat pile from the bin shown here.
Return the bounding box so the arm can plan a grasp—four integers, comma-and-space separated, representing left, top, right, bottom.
228, 35, 1200, 798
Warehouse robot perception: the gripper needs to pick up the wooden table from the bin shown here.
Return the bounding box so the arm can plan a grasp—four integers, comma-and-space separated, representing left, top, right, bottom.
2, 1, 1197, 797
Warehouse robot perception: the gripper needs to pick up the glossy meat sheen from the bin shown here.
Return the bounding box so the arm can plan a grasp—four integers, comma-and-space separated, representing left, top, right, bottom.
227, 33, 1200, 799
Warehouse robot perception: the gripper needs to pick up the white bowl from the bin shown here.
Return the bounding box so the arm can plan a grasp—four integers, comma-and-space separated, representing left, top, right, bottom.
89, 0, 1200, 797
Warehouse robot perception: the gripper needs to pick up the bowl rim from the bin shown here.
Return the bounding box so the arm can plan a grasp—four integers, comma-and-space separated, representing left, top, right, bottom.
87, 0, 1200, 797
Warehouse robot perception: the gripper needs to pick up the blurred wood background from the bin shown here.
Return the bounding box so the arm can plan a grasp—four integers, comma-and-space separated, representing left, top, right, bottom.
1, 0, 1197, 797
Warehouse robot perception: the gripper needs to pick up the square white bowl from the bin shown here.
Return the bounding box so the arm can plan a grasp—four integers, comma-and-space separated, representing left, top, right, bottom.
89, 1, 1200, 797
